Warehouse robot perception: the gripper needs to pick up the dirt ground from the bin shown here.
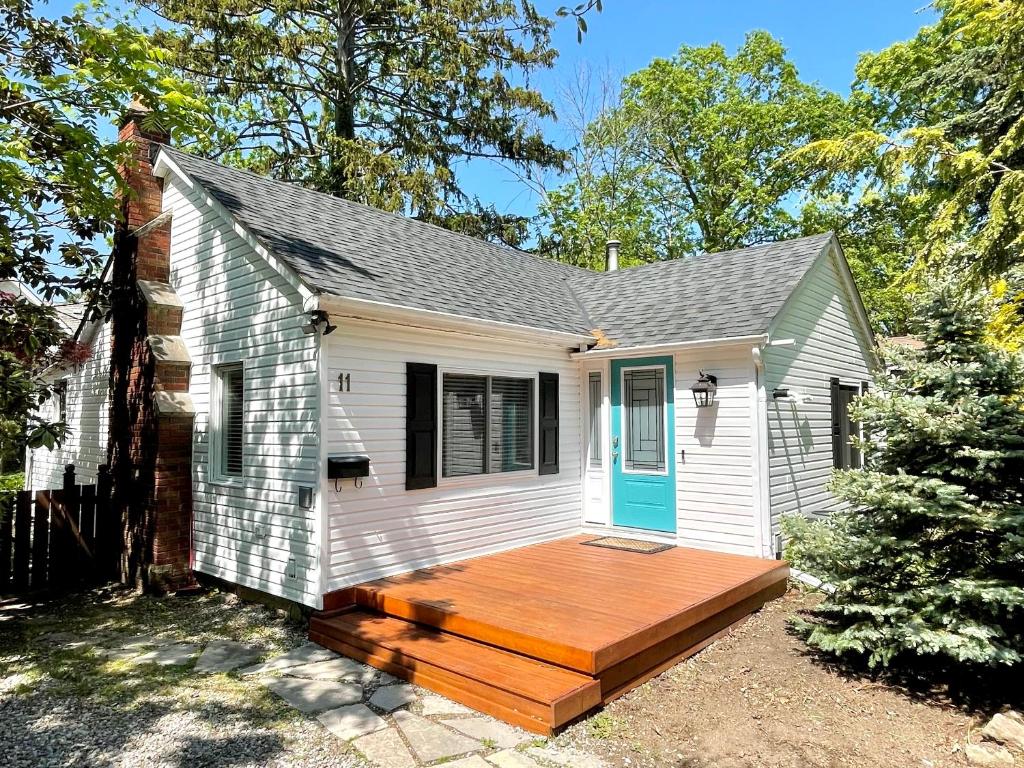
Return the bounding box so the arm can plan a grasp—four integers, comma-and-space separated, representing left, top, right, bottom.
556, 589, 1004, 768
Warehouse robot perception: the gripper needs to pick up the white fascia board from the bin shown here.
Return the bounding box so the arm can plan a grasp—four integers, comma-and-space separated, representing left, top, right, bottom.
569, 334, 769, 360
153, 150, 316, 306
318, 293, 597, 348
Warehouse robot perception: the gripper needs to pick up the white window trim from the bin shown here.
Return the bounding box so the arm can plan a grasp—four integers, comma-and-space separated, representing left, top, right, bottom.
436, 366, 539, 488
210, 361, 245, 485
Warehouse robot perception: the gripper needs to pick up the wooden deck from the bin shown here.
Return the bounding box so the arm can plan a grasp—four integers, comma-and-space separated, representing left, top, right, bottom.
310, 535, 789, 734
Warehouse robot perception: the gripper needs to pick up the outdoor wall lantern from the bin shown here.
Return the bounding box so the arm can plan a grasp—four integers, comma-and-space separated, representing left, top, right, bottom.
690, 370, 718, 408
302, 309, 337, 335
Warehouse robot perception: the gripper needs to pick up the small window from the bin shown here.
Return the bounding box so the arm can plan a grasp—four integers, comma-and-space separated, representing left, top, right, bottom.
442, 373, 533, 478
54, 380, 68, 423
831, 380, 862, 470
587, 372, 602, 468
215, 364, 244, 478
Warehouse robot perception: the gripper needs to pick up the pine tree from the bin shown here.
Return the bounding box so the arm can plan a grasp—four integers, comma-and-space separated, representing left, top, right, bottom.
782, 278, 1024, 668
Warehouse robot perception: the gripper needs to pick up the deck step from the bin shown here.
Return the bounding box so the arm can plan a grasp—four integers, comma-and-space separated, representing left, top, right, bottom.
309, 609, 602, 735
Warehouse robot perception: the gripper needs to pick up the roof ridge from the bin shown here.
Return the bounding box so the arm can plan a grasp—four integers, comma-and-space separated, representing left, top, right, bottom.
588, 232, 835, 279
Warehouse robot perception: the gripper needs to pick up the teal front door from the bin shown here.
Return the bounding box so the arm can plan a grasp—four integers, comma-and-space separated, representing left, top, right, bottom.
610, 357, 676, 533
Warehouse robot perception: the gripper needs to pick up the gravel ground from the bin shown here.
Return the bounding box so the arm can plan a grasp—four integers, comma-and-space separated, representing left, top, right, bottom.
550, 589, 1012, 768
0, 585, 367, 768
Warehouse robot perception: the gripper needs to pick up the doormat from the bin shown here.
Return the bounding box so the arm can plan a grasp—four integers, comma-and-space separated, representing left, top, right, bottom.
582, 536, 673, 554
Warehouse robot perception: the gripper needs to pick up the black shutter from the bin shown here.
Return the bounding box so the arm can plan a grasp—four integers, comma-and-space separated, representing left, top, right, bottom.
406, 363, 438, 490
538, 372, 559, 475
829, 376, 842, 469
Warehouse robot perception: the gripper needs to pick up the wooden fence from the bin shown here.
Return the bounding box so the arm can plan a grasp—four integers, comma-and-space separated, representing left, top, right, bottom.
0, 464, 118, 595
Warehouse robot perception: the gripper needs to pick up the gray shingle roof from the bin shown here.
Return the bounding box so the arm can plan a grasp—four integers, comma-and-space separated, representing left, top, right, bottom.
572, 234, 833, 348
161, 147, 833, 348
162, 147, 593, 336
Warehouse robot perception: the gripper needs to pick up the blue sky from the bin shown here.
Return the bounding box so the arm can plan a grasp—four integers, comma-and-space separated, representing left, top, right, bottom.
457, 0, 936, 218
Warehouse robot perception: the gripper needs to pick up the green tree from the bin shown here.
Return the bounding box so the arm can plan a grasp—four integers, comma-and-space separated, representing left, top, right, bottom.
783, 279, 1024, 668
139, 0, 568, 244
795, 0, 1024, 281
1, 0, 208, 467
537, 31, 855, 263
798, 191, 930, 335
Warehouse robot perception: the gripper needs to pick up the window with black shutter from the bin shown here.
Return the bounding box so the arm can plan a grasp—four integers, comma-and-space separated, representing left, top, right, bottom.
440, 373, 534, 478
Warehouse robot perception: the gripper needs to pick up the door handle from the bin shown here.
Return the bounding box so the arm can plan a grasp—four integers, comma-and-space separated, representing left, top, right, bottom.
612, 451, 619, 463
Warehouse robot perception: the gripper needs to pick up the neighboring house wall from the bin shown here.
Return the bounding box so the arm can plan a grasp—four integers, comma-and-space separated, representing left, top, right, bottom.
161, 173, 322, 606
763, 248, 874, 540
674, 345, 758, 556
26, 320, 111, 489
322, 318, 583, 592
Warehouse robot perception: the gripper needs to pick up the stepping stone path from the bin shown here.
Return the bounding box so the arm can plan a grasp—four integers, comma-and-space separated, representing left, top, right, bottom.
393, 710, 481, 763
195, 640, 263, 673
133, 642, 200, 666
263, 676, 363, 713
37, 629, 606, 768
245, 640, 609, 768
369, 682, 417, 712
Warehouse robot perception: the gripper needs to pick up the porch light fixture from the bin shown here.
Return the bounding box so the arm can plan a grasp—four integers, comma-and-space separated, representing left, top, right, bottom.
690, 370, 718, 408
301, 309, 337, 335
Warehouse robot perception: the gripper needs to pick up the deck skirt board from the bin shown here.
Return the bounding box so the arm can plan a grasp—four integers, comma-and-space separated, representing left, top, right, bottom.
313, 535, 789, 734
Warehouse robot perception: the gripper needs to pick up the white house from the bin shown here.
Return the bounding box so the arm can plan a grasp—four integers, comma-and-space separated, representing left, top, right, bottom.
27, 107, 876, 609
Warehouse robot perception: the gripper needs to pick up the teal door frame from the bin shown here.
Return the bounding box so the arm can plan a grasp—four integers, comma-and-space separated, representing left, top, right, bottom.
610, 356, 677, 533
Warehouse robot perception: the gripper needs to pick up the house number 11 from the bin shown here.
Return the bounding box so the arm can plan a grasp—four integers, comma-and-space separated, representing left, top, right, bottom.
338, 372, 351, 392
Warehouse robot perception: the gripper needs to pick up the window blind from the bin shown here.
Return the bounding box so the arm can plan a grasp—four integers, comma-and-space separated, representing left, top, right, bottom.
490, 377, 533, 472
442, 374, 487, 477
441, 373, 534, 477
221, 366, 244, 477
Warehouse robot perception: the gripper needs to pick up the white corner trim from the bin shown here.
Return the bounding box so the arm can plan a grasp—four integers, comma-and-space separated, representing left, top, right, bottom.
153, 149, 316, 306
318, 294, 596, 348
751, 345, 773, 558
570, 334, 769, 360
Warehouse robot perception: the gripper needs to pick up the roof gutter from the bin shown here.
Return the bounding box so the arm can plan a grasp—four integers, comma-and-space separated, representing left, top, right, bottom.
318, 293, 597, 347
569, 334, 769, 360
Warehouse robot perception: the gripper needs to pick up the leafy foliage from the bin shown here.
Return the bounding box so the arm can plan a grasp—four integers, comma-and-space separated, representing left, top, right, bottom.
536, 32, 855, 265
783, 279, 1024, 668
0, 0, 208, 467
141, 0, 568, 245
794, 0, 1024, 281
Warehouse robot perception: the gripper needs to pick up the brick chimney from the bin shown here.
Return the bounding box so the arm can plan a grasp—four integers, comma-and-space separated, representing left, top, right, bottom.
108, 99, 196, 593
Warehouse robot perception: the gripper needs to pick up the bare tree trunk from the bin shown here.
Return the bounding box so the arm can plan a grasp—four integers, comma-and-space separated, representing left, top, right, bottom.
329, 0, 357, 197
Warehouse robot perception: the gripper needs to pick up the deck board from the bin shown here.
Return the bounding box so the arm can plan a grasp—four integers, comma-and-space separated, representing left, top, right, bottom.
313, 535, 789, 732
355, 536, 788, 673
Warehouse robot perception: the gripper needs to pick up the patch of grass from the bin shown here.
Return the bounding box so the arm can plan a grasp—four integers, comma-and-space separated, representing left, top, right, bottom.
586, 712, 623, 740
480, 737, 497, 750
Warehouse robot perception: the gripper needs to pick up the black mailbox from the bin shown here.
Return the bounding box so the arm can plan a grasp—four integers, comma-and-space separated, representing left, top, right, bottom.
328, 454, 370, 479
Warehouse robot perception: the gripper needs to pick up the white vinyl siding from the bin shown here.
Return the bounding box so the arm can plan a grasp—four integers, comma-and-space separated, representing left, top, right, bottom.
673, 346, 759, 555
323, 318, 581, 592
763, 248, 874, 541
161, 173, 321, 607
26, 319, 111, 490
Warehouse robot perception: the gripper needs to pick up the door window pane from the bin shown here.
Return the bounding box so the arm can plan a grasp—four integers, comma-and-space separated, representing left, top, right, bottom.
623, 368, 665, 472
588, 372, 602, 468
